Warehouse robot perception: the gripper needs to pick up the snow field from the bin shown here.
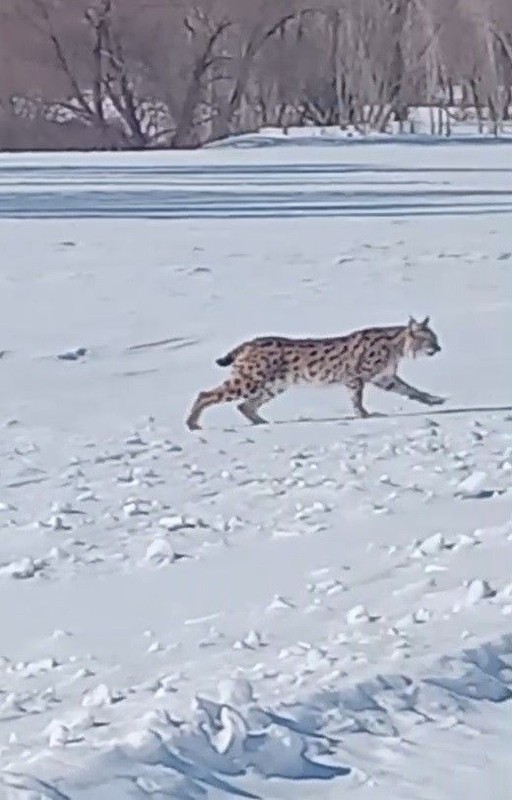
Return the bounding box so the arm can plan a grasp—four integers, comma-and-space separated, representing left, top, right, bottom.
0, 140, 511, 798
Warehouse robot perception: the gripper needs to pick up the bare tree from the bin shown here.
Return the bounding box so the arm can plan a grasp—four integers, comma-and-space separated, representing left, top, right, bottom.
1, 0, 511, 149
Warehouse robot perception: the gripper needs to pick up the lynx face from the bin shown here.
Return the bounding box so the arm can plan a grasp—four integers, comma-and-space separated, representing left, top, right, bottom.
407, 316, 441, 358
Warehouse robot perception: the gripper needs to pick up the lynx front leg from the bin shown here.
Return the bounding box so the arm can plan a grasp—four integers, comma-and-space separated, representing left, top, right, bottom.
345, 377, 370, 418
372, 374, 445, 406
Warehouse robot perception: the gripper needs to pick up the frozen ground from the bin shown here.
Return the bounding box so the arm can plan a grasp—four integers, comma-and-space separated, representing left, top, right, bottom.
0, 140, 511, 799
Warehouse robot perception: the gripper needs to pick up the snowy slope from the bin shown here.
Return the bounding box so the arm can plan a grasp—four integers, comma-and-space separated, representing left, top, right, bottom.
0, 141, 511, 799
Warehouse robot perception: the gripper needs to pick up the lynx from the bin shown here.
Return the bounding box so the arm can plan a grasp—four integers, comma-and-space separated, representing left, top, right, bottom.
186, 316, 444, 430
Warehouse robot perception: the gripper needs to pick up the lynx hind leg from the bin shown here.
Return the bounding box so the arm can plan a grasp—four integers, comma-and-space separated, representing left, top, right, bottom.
237, 380, 288, 426
186, 378, 247, 430
237, 397, 268, 425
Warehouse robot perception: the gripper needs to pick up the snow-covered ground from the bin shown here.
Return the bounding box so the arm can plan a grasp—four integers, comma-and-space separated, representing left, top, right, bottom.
0, 140, 511, 799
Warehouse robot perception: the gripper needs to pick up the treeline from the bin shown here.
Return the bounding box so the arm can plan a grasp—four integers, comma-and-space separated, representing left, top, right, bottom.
1, 0, 511, 150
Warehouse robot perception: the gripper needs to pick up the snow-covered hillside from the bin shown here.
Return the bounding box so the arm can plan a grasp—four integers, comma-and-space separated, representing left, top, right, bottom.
0, 140, 511, 799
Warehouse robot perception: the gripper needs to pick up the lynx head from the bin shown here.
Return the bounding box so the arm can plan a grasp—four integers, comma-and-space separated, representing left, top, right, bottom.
404, 316, 441, 358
